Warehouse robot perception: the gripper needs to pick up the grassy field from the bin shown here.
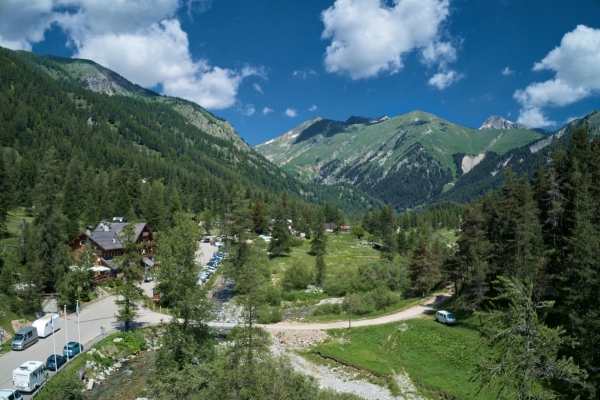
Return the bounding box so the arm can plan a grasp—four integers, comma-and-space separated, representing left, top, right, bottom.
311, 315, 497, 400
0, 208, 33, 248
270, 233, 381, 279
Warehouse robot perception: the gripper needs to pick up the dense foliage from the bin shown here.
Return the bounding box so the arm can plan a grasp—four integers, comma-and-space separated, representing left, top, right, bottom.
446, 127, 600, 398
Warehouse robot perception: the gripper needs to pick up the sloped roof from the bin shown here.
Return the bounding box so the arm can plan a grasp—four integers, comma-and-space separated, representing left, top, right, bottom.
88, 221, 148, 250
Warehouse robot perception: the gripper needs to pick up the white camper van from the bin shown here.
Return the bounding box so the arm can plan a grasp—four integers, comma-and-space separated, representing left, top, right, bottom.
32, 314, 60, 338
13, 361, 48, 393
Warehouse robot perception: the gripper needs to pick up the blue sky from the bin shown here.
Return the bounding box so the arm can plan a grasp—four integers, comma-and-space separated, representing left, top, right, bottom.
1, 0, 599, 145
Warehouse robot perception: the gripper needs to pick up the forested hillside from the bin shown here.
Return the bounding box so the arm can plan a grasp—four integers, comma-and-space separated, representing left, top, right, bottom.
0, 46, 379, 233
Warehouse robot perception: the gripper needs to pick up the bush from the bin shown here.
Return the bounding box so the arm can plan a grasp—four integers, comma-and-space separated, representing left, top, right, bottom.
312, 303, 342, 316
289, 236, 305, 248
281, 261, 313, 291
371, 287, 399, 310
109, 331, 147, 354
262, 285, 282, 306
322, 275, 352, 297
342, 293, 375, 315
258, 306, 283, 324
281, 291, 298, 302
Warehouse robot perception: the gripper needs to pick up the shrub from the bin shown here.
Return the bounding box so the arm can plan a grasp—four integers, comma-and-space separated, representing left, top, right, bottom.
342, 293, 375, 315
281, 261, 313, 291
312, 303, 342, 316
322, 275, 352, 297
262, 285, 282, 306
371, 287, 399, 310
289, 236, 305, 248
258, 306, 283, 324
281, 291, 298, 302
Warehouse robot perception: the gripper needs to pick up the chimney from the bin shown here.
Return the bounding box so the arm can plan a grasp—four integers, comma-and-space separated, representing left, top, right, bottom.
85, 225, 93, 236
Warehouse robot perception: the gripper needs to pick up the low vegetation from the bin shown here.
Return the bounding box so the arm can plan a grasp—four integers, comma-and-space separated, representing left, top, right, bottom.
312, 316, 495, 399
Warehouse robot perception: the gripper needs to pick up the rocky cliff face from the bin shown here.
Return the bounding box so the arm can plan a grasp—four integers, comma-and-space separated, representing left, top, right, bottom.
479, 116, 530, 130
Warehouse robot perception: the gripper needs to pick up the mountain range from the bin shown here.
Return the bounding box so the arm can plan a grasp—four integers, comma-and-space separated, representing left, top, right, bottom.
256, 110, 599, 210
5, 46, 599, 214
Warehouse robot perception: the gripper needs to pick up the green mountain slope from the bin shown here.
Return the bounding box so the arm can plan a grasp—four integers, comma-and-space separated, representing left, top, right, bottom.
14, 51, 248, 150
435, 110, 600, 204
0, 46, 379, 222
256, 111, 546, 210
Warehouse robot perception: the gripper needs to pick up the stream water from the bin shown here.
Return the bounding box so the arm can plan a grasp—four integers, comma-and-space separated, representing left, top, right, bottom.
85, 351, 156, 400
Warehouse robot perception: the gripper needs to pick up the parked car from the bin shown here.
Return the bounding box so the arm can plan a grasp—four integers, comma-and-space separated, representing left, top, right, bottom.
62, 342, 84, 357
45, 354, 67, 371
202, 238, 211, 243
12, 327, 38, 351
435, 310, 456, 325
0, 388, 23, 400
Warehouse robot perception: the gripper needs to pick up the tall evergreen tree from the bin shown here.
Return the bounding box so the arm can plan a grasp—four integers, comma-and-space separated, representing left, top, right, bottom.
250, 197, 267, 234
268, 196, 292, 257
62, 178, 80, 241
409, 234, 441, 297
33, 149, 70, 284
474, 277, 590, 399
0, 152, 9, 237
113, 223, 145, 332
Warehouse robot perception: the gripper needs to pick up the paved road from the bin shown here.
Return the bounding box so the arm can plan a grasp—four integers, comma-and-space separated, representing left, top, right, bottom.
0, 241, 218, 393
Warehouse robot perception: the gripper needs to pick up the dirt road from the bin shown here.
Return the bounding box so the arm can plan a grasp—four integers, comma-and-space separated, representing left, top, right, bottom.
208, 293, 451, 331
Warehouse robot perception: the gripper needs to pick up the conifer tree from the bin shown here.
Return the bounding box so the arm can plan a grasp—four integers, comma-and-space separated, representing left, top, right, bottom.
0, 152, 9, 237
155, 212, 213, 370
33, 149, 70, 284
62, 178, 80, 241
409, 234, 440, 297
250, 197, 267, 234
268, 196, 291, 257
113, 223, 145, 332
474, 277, 590, 399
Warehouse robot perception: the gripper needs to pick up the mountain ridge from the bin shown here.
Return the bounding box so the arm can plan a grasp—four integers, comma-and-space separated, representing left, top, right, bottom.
255, 110, 595, 210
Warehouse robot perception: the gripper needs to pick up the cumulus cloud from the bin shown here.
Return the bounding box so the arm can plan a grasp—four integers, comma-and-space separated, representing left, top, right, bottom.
502, 67, 514, 76
321, 0, 454, 81
428, 69, 463, 90
0, 0, 259, 110
309, 105, 317, 111
515, 25, 600, 127
263, 107, 274, 115
0, 0, 59, 50
285, 108, 297, 117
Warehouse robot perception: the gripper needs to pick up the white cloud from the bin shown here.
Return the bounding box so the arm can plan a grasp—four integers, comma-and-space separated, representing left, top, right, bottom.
293, 69, 316, 79
0, 0, 259, 110
309, 105, 317, 111
263, 107, 274, 115
243, 105, 255, 116
502, 67, 514, 76
253, 83, 264, 93
285, 108, 297, 117
516, 107, 555, 128
428, 69, 463, 90
0, 0, 58, 50
321, 0, 453, 80
515, 25, 600, 127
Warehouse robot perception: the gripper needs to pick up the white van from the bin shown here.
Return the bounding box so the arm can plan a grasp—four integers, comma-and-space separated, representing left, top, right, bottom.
13, 361, 48, 393
435, 310, 456, 325
0, 389, 23, 400
32, 314, 60, 338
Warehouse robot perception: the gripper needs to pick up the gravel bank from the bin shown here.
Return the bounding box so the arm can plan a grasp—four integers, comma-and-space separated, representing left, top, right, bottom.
269, 329, 424, 400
